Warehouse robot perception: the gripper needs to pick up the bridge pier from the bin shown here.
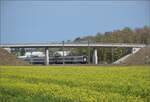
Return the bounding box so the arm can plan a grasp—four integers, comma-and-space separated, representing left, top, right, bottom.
131, 47, 141, 54
93, 48, 98, 64
45, 47, 49, 65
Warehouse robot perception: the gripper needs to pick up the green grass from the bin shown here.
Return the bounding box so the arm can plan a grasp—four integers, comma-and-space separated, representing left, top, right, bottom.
0, 65, 150, 102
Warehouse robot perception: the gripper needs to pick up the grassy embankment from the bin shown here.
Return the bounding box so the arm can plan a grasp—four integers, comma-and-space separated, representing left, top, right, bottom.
0, 66, 150, 102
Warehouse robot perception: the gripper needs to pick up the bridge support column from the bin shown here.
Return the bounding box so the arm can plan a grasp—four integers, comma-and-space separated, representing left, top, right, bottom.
45, 47, 49, 65
131, 47, 140, 54
93, 48, 98, 64
131, 48, 134, 54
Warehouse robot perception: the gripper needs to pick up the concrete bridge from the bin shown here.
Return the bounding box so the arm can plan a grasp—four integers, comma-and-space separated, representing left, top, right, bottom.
0, 43, 148, 65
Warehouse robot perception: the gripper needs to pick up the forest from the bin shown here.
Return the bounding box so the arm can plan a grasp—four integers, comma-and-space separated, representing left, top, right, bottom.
73, 26, 150, 63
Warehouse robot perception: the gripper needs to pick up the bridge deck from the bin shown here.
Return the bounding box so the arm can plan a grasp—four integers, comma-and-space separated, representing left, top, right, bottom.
0, 43, 147, 48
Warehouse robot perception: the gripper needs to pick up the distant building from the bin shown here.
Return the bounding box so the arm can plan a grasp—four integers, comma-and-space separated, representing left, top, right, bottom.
18, 51, 45, 58
3, 48, 11, 53
54, 51, 70, 56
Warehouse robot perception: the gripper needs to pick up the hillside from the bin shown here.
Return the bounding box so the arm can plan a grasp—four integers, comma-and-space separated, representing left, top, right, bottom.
121, 48, 150, 64
0, 48, 29, 65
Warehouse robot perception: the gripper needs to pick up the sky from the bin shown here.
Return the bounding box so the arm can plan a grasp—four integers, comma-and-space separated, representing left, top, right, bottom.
0, 0, 150, 44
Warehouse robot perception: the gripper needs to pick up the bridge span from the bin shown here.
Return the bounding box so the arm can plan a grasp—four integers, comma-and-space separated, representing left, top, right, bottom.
0, 43, 148, 65
0, 43, 146, 48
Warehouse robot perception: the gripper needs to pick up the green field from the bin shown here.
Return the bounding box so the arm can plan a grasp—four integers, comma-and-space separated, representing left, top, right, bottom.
0, 66, 150, 102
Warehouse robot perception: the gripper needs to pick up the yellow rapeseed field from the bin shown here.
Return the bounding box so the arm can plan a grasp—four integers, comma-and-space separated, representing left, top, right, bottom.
0, 65, 150, 102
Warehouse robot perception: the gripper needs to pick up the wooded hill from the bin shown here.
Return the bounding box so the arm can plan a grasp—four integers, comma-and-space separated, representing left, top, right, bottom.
73, 26, 150, 64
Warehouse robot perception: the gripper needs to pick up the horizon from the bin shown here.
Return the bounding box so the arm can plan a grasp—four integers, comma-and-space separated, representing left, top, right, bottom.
0, 0, 150, 44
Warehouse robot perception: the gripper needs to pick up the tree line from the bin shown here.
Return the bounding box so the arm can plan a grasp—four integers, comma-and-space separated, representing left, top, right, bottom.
73, 26, 150, 64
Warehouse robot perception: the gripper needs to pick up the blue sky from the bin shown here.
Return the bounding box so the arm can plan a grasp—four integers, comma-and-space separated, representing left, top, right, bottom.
0, 0, 150, 44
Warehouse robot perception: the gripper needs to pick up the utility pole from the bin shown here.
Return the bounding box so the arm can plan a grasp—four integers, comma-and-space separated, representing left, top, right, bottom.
111, 47, 114, 63
62, 41, 65, 65
88, 40, 90, 64
30, 48, 33, 64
